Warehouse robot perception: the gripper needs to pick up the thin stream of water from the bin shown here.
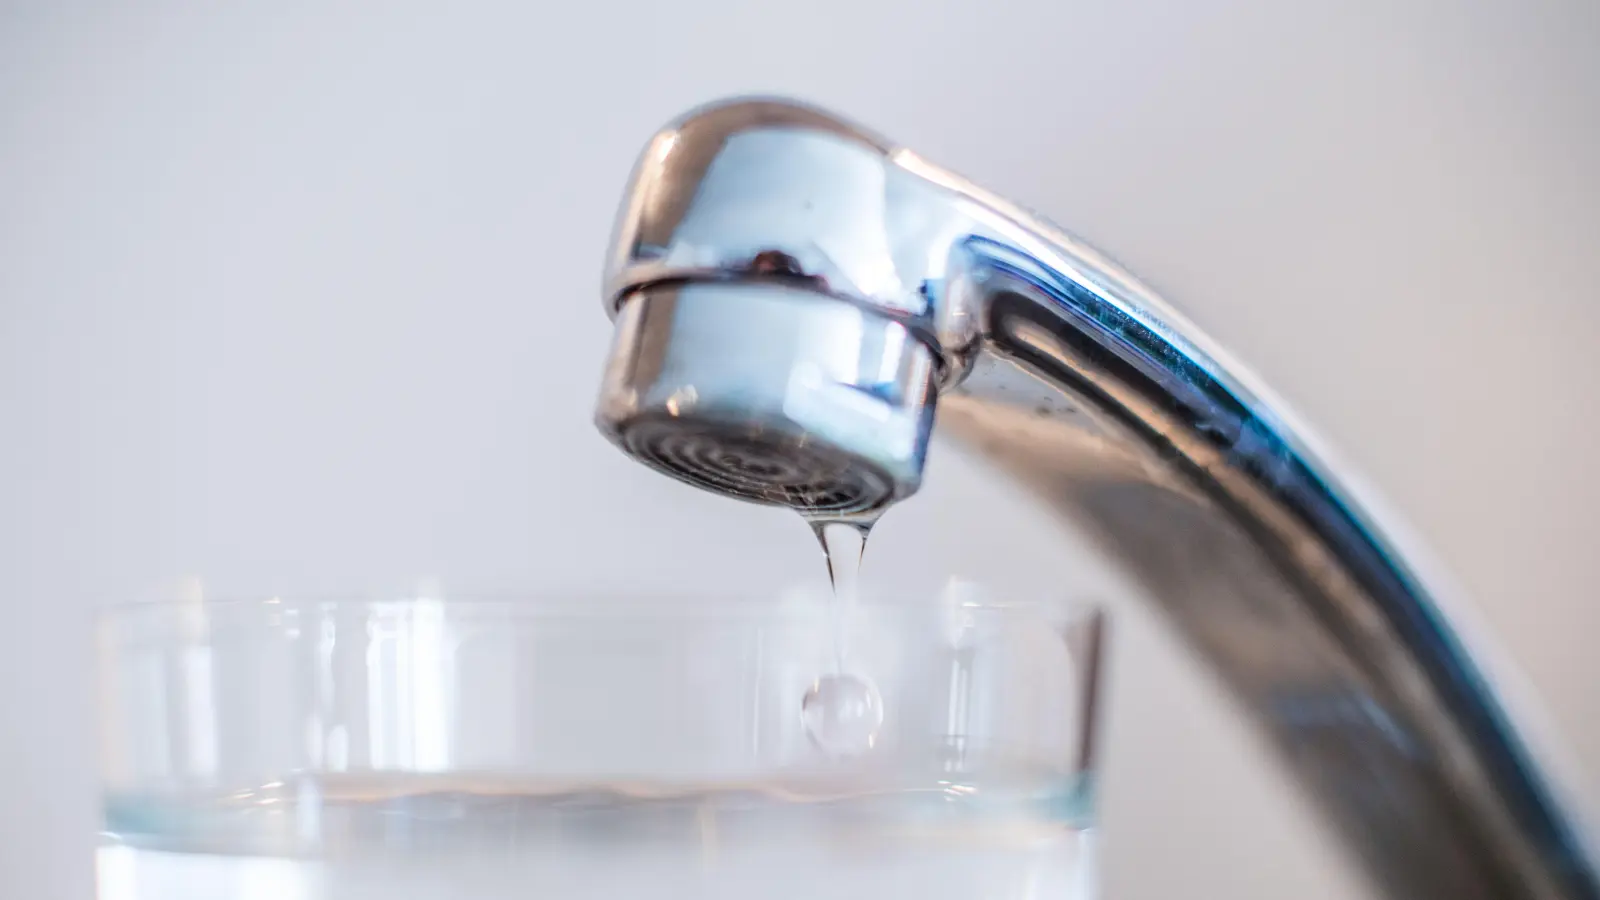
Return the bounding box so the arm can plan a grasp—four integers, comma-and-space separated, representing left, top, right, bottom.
808, 519, 869, 670
800, 516, 884, 755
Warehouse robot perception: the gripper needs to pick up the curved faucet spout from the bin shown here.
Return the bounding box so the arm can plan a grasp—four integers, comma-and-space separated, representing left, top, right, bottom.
593, 96, 1597, 899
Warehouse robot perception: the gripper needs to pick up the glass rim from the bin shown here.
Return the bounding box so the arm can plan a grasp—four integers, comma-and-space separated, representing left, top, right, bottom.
94, 589, 1105, 633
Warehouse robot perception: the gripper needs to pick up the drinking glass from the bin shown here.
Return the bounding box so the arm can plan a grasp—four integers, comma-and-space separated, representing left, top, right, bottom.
96, 590, 1104, 899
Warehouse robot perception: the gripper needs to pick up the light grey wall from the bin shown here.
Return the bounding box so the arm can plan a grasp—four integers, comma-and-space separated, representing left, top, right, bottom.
3, 2, 1596, 898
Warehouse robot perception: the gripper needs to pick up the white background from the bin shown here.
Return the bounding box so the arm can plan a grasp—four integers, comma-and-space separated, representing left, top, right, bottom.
3, 2, 1597, 897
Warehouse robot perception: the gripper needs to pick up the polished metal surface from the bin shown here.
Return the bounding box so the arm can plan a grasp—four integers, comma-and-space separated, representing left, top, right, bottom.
592, 97, 1597, 898
597, 281, 937, 518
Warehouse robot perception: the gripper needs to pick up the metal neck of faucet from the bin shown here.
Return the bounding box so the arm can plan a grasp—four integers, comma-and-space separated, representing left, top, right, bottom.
594, 96, 1597, 899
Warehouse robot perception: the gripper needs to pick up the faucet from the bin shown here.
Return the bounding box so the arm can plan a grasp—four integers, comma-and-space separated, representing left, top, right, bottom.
590, 97, 1596, 899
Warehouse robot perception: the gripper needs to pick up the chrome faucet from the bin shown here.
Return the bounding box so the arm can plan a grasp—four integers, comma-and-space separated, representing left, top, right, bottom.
591, 97, 1596, 899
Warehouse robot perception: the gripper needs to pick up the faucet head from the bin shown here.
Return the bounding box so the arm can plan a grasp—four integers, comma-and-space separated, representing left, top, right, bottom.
595, 280, 938, 518
592, 97, 965, 519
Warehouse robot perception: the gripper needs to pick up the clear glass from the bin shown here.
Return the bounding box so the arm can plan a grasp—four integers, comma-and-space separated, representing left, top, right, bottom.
96, 590, 1103, 899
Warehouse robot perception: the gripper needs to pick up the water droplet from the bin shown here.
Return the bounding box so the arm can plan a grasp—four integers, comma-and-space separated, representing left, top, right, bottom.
801, 673, 883, 755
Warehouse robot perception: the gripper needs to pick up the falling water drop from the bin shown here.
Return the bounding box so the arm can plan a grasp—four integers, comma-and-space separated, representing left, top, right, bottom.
799, 515, 884, 755
801, 673, 884, 755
